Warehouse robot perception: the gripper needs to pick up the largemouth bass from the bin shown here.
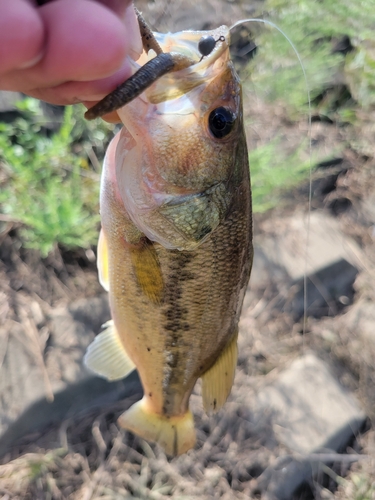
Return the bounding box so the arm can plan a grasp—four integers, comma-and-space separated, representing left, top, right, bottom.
84, 17, 253, 456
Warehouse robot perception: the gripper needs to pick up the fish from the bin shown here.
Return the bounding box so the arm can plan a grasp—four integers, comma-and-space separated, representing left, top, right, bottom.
84, 14, 253, 456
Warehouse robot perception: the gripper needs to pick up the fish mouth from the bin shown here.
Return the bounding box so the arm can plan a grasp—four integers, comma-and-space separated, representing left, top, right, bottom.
138, 26, 231, 104
84, 25, 231, 120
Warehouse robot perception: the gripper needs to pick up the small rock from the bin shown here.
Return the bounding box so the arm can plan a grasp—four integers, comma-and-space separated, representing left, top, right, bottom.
258, 211, 360, 282
256, 353, 365, 453
292, 257, 358, 318
253, 211, 362, 317
253, 353, 366, 499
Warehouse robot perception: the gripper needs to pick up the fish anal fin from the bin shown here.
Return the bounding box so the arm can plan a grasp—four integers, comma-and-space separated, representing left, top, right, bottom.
97, 228, 109, 292
118, 397, 196, 456
201, 331, 238, 414
84, 320, 135, 381
130, 242, 164, 304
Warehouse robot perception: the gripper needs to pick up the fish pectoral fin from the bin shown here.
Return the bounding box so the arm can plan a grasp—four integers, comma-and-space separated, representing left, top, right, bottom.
84, 320, 135, 381
130, 242, 164, 304
201, 331, 238, 414
97, 228, 109, 292
118, 397, 196, 456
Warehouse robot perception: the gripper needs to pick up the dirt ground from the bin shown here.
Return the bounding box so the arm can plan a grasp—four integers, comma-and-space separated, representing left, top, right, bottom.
2, 134, 375, 500
1, 1, 375, 499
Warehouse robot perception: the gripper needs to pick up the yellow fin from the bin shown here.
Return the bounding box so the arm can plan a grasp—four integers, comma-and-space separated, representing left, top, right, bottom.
130, 242, 164, 303
118, 397, 196, 456
84, 320, 135, 381
201, 331, 238, 414
97, 228, 109, 292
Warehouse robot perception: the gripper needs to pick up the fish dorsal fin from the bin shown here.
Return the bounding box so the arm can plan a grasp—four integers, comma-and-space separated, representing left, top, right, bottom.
84, 320, 135, 381
97, 228, 109, 292
201, 331, 238, 414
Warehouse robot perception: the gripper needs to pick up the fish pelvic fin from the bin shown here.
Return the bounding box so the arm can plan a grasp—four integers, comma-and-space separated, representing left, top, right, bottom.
84, 320, 135, 381
97, 228, 109, 292
201, 330, 238, 414
118, 397, 196, 456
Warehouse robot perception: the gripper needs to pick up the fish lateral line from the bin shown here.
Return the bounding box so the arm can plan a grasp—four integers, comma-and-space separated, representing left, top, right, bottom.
230, 17, 313, 335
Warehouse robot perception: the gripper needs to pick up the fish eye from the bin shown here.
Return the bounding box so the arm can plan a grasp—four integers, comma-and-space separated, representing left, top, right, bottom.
208, 107, 235, 139
198, 36, 217, 57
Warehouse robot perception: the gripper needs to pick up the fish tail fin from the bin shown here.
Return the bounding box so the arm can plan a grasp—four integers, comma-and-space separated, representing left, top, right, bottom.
118, 397, 196, 456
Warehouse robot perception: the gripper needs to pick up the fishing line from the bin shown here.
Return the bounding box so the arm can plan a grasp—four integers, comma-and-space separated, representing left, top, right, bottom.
229, 18, 313, 337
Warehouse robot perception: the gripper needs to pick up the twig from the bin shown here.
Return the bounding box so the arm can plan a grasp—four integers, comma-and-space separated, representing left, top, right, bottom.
85, 146, 102, 173
306, 453, 370, 463
92, 419, 107, 456
0, 327, 9, 373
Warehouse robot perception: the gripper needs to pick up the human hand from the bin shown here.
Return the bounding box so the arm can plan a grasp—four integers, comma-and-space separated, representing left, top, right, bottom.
0, 0, 142, 117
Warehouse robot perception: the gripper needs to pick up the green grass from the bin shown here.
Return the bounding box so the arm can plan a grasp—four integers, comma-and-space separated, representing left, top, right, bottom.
348, 472, 375, 500
247, 0, 375, 113
0, 99, 114, 256
249, 140, 312, 213
242, 0, 375, 211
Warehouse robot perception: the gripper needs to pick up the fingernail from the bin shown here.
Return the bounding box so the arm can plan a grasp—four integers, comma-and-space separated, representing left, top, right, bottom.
17, 51, 44, 70
124, 3, 142, 60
